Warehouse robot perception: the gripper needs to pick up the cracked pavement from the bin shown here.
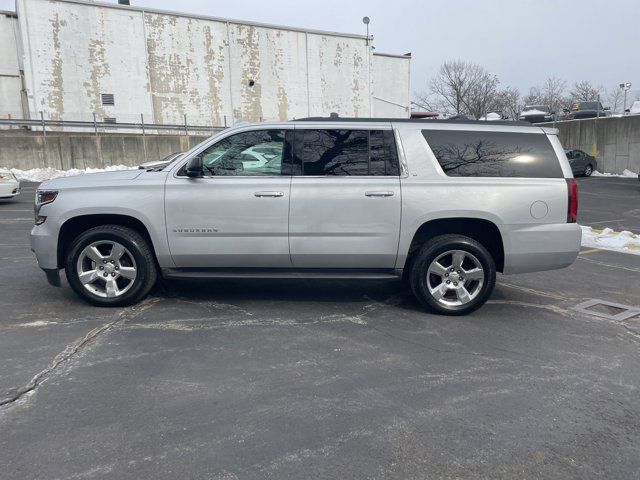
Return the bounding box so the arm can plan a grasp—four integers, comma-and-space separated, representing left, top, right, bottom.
0, 180, 639, 479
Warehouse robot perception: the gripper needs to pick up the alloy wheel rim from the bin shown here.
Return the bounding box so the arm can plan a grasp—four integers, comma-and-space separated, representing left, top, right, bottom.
426, 249, 485, 307
76, 241, 137, 298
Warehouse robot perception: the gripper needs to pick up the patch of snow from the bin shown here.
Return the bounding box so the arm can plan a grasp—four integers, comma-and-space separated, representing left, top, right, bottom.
521, 109, 548, 116
479, 112, 502, 121
19, 320, 58, 327
9, 165, 136, 182
591, 169, 638, 178
581, 226, 640, 255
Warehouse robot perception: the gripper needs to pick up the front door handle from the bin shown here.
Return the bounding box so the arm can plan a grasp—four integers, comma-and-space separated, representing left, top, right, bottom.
365, 191, 394, 197
254, 191, 285, 197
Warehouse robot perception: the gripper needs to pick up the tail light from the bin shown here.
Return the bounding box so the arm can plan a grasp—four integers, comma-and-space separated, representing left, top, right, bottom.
566, 179, 578, 223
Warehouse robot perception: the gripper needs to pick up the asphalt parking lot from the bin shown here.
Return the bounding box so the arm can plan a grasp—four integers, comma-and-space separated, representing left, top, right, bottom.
1, 178, 639, 479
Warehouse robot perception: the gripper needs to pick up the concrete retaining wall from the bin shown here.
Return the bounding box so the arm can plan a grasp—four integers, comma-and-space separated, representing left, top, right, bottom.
0, 131, 211, 170
543, 115, 640, 174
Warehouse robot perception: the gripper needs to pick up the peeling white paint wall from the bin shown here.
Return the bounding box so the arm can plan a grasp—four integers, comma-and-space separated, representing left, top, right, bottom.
0, 13, 24, 119
15, 0, 410, 125
372, 53, 411, 117
17, 0, 151, 123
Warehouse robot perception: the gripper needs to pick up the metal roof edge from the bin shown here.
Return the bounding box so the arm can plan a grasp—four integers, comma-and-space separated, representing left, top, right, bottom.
38, 0, 371, 40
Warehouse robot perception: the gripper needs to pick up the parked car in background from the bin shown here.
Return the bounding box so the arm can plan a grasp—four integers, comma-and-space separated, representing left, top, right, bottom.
565, 101, 608, 119
139, 152, 183, 170
626, 101, 640, 115
0, 169, 20, 199
519, 105, 554, 123
478, 112, 504, 121
31, 118, 581, 315
565, 149, 597, 177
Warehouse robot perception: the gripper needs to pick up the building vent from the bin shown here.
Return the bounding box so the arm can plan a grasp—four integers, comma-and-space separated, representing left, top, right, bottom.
101, 93, 115, 106
103, 117, 117, 124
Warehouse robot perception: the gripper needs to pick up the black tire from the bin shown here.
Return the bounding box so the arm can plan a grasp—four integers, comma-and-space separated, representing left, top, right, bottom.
65, 225, 157, 307
584, 164, 593, 177
409, 234, 496, 316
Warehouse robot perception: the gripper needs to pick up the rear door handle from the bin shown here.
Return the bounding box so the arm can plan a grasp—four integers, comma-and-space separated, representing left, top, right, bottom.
365, 191, 394, 197
254, 191, 284, 197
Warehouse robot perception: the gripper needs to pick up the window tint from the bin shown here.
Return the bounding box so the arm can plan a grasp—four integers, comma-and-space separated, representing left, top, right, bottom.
293, 129, 400, 176
422, 130, 563, 178
370, 130, 400, 176
199, 130, 286, 176
295, 130, 368, 176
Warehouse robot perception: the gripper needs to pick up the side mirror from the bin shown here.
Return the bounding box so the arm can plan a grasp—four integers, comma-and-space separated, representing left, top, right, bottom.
562, 108, 570, 113
185, 155, 204, 178
625, 108, 631, 113
603, 107, 610, 111
550, 111, 556, 115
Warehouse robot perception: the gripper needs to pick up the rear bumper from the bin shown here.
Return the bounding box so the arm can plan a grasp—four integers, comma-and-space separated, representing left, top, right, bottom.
502, 223, 581, 274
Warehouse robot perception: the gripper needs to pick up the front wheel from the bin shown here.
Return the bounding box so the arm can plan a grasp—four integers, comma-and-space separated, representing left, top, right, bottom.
584, 164, 593, 177
409, 235, 496, 315
65, 225, 157, 307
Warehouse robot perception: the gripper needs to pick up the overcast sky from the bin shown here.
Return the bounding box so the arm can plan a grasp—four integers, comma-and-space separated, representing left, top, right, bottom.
3, 0, 638, 99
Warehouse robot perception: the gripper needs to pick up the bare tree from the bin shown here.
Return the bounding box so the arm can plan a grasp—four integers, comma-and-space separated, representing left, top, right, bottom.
523, 77, 567, 113
607, 87, 624, 113
492, 86, 521, 120
462, 69, 500, 119
416, 60, 500, 118
569, 81, 604, 102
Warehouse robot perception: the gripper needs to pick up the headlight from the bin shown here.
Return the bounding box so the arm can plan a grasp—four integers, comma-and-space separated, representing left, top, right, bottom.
34, 190, 58, 225
0, 171, 18, 182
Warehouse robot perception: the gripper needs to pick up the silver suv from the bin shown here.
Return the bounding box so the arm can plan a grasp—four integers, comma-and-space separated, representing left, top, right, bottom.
31, 118, 581, 315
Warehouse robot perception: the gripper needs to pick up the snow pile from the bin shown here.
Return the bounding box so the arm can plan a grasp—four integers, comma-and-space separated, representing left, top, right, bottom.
581, 226, 640, 255
591, 169, 638, 178
10, 165, 136, 182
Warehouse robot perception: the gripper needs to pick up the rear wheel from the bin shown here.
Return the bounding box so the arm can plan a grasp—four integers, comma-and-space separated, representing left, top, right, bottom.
584, 164, 593, 177
65, 225, 157, 307
409, 235, 496, 315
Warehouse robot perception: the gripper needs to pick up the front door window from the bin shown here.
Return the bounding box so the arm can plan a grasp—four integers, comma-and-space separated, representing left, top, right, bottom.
198, 130, 287, 176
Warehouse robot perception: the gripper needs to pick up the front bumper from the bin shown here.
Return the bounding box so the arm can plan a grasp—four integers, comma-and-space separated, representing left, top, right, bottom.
30, 217, 61, 271
42, 268, 61, 286
0, 183, 20, 198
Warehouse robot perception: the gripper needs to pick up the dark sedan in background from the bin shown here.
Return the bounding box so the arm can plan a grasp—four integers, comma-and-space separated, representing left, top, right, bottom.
565, 149, 597, 176
565, 101, 608, 120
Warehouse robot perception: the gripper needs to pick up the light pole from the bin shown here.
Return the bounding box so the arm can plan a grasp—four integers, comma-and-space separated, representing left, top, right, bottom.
362, 16, 370, 46
620, 82, 632, 114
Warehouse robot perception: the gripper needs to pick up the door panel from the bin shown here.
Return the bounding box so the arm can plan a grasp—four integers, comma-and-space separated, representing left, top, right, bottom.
289, 177, 401, 268
164, 128, 292, 268
165, 177, 291, 267
288, 128, 402, 269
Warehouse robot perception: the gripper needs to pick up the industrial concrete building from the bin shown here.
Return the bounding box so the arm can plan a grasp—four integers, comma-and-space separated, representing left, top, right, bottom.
0, 0, 411, 126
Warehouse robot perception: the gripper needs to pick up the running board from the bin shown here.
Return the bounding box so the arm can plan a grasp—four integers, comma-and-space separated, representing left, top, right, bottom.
162, 268, 403, 280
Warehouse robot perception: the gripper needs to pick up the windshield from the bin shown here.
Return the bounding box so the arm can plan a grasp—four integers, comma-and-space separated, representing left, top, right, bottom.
523, 105, 549, 112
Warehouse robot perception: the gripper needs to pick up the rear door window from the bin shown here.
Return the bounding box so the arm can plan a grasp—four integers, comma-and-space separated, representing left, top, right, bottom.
421, 130, 563, 178
293, 129, 400, 176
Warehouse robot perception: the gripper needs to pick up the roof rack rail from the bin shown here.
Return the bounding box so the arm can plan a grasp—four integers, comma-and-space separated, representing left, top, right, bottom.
294, 117, 533, 126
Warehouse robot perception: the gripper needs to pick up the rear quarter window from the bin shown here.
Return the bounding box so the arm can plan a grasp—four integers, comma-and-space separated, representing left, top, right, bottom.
421, 130, 563, 178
